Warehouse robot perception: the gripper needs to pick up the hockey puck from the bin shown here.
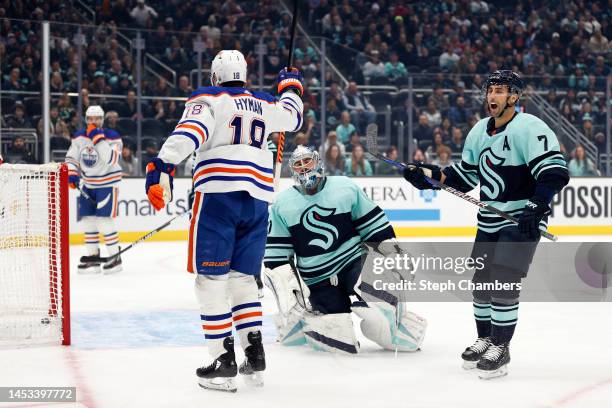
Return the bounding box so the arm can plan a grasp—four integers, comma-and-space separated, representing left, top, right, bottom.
41, 317, 50, 324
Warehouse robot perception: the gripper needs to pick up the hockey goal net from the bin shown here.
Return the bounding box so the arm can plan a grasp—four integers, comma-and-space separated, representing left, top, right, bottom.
0, 163, 70, 346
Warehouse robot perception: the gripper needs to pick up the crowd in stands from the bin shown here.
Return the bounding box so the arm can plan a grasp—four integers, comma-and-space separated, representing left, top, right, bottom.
0, 0, 609, 177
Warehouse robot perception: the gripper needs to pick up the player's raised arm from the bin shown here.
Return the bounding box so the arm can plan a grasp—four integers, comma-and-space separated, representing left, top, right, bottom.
268, 68, 304, 133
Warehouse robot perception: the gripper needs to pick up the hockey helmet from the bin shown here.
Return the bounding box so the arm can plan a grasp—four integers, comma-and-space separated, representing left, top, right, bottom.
85, 105, 105, 118
482, 70, 524, 99
210, 50, 247, 86
289, 145, 325, 191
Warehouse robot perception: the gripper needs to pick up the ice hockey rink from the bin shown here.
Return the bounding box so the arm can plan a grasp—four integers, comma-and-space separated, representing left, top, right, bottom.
1, 236, 611, 408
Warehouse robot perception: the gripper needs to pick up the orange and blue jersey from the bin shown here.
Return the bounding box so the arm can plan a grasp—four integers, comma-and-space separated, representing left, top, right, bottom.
157, 86, 303, 203
66, 127, 123, 189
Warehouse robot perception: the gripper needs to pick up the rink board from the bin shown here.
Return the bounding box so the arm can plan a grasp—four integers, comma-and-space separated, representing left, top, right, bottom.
68, 177, 612, 243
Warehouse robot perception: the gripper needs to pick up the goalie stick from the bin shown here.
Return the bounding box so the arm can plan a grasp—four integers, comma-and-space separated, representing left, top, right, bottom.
365, 123, 558, 242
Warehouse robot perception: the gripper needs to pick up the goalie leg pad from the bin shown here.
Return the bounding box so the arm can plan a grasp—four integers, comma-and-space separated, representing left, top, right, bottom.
302, 313, 359, 354
228, 270, 263, 351
352, 302, 427, 352
195, 274, 232, 359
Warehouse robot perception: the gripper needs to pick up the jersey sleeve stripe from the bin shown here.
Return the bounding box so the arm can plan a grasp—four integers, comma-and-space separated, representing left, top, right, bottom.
170, 131, 201, 149
449, 163, 478, 188
194, 166, 273, 183
280, 100, 303, 131
179, 119, 210, 141
176, 124, 205, 143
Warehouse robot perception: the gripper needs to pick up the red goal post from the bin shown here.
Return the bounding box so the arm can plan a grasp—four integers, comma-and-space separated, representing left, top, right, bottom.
0, 162, 70, 346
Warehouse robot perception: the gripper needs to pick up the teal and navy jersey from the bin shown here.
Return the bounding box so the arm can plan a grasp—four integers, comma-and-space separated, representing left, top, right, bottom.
443, 112, 569, 233
264, 176, 395, 286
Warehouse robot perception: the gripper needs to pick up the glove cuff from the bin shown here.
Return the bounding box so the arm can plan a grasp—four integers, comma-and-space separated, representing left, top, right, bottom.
534, 184, 556, 204
147, 157, 176, 176
278, 78, 303, 96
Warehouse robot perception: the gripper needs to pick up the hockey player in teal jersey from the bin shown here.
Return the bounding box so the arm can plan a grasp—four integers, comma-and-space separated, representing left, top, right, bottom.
403, 70, 569, 379
264, 146, 427, 354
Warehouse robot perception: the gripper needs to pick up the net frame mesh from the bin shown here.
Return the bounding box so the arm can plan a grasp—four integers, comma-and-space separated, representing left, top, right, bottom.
0, 163, 69, 346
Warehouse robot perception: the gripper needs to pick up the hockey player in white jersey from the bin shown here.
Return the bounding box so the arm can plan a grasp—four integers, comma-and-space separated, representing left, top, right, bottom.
66, 105, 123, 274
145, 50, 304, 392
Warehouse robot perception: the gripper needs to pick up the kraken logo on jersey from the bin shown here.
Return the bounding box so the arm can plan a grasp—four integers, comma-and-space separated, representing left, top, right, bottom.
300, 204, 339, 250
479, 148, 506, 200
80, 146, 100, 168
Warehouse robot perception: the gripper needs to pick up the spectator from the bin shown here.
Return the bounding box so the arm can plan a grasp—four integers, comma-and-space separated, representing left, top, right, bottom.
345, 131, 361, 153
581, 113, 595, 140
290, 132, 309, 151
324, 143, 346, 176
430, 85, 449, 111
37, 105, 69, 139
57, 92, 75, 122
568, 64, 589, 90
105, 111, 120, 133
335, 111, 357, 145
342, 81, 376, 133
426, 131, 446, 161
319, 131, 346, 157
6, 103, 33, 129
3, 67, 25, 91
174, 75, 193, 97
384, 52, 408, 82
50, 72, 65, 93
141, 140, 159, 174
325, 98, 343, 129
423, 99, 442, 128
131, 0, 158, 28
89, 71, 110, 94
363, 50, 386, 79
432, 146, 453, 169
447, 96, 471, 125
439, 43, 460, 71
568, 145, 598, 176
346, 144, 373, 176
5, 135, 36, 164
449, 127, 465, 153
119, 144, 139, 176
378, 146, 401, 176
588, 28, 609, 54
439, 117, 452, 141
413, 148, 427, 163
414, 114, 433, 144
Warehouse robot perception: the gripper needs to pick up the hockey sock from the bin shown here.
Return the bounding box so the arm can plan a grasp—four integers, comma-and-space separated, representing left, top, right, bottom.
228, 270, 263, 350
490, 299, 519, 345
473, 299, 492, 338
97, 217, 119, 256
195, 274, 233, 359
82, 217, 99, 256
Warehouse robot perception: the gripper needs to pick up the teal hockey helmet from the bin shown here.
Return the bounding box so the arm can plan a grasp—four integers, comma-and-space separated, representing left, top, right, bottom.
289, 145, 325, 191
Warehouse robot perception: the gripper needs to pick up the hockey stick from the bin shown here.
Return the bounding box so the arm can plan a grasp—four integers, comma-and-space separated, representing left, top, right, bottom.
75, 184, 96, 206
99, 210, 191, 262
365, 124, 558, 242
274, 0, 300, 192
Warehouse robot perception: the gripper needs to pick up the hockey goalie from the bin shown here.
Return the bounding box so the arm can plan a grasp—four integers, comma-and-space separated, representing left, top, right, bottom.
264, 146, 427, 354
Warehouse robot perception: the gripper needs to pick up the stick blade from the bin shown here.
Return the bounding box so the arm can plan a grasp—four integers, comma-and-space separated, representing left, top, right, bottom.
366, 123, 379, 155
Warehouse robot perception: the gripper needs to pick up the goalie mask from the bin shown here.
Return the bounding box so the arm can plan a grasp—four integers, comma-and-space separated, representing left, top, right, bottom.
289, 145, 324, 191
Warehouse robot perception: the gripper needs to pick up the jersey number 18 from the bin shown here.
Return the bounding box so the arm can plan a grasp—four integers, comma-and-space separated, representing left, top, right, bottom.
230, 115, 266, 149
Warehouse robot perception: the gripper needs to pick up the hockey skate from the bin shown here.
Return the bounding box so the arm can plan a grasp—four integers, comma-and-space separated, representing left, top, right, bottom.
102, 253, 123, 274
197, 337, 238, 392
461, 337, 491, 370
477, 342, 510, 380
77, 252, 102, 274
239, 331, 266, 387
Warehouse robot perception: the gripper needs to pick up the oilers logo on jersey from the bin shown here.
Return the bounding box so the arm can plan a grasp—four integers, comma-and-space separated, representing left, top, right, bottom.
80, 146, 100, 169
301, 204, 339, 251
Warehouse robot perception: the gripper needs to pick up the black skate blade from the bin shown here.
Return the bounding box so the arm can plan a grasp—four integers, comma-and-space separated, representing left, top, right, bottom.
198, 377, 237, 393
478, 365, 508, 380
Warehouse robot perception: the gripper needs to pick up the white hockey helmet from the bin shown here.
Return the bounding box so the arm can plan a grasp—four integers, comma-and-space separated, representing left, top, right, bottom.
210, 50, 247, 86
85, 105, 104, 118
289, 145, 325, 191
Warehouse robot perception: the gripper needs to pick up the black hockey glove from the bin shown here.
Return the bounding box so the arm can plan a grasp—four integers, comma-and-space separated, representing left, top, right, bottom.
402, 163, 441, 190
517, 196, 551, 239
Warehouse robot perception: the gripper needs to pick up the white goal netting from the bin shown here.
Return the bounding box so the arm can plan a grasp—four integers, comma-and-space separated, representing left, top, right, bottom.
0, 163, 69, 346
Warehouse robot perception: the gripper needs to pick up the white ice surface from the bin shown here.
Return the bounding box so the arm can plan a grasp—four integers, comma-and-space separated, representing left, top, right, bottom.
1, 236, 611, 408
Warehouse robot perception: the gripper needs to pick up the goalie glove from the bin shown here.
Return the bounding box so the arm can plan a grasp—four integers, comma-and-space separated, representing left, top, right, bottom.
145, 157, 176, 211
